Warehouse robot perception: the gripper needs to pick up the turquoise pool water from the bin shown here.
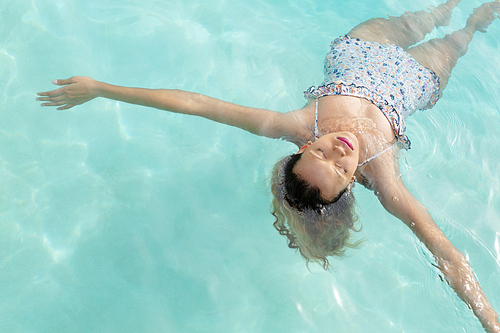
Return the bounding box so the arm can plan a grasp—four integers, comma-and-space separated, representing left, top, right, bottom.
1, 0, 499, 332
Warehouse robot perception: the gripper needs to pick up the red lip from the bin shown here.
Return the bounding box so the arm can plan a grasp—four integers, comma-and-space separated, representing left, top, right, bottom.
337, 137, 353, 150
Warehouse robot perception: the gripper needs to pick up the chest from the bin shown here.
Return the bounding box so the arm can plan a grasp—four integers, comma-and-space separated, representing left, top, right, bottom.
316, 95, 396, 142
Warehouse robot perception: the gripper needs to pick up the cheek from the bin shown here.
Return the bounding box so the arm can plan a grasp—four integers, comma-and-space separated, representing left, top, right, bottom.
347, 159, 359, 172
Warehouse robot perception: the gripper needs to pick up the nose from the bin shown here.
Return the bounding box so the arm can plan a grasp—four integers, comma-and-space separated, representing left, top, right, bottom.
333, 145, 346, 157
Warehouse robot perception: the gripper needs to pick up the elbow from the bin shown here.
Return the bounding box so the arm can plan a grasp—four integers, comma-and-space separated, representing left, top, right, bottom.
156, 89, 196, 113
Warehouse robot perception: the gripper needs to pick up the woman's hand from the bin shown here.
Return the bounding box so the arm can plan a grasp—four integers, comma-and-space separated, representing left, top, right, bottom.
374, 173, 500, 333
37, 76, 101, 110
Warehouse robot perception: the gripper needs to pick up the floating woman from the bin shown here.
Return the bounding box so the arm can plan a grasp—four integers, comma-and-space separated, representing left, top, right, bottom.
37, 1, 500, 331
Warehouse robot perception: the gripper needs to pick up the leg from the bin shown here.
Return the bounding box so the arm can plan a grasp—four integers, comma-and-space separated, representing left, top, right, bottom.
408, 2, 500, 94
348, 0, 461, 49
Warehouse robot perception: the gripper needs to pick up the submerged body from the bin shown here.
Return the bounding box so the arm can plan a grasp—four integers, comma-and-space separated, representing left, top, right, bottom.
305, 35, 441, 148
36, 0, 500, 331
279, 32, 443, 200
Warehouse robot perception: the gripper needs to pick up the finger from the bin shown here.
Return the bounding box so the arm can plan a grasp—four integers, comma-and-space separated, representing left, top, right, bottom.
57, 104, 75, 111
52, 77, 74, 86
41, 101, 66, 107
37, 87, 65, 97
36, 95, 65, 102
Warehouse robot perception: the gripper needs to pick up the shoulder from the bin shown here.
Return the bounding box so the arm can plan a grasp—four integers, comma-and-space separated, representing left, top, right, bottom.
360, 151, 422, 224
269, 101, 316, 146
357, 148, 400, 194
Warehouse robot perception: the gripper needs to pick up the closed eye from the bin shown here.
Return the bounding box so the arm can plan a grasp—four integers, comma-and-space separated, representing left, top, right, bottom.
336, 163, 347, 174
317, 148, 327, 157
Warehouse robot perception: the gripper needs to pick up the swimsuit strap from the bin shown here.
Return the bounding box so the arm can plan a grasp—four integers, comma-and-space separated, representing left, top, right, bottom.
315, 96, 397, 167
357, 141, 398, 167
314, 98, 319, 140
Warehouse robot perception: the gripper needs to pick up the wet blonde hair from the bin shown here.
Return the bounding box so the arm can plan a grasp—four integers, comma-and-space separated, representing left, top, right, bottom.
270, 155, 362, 270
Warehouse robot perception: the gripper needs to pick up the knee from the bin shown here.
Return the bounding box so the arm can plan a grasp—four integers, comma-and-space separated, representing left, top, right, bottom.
445, 31, 472, 54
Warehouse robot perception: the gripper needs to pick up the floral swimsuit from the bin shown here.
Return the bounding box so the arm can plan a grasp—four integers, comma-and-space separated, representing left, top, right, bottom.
304, 35, 440, 149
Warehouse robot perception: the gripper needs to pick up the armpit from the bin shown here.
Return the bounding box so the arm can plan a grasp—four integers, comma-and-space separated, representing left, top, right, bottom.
356, 171, 376, 191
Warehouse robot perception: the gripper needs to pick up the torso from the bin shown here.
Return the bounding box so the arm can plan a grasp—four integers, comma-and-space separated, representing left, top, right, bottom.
317, 95, 396, 143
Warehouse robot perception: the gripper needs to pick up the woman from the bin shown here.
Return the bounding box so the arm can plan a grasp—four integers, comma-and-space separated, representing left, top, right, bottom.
37, 1, 500, 331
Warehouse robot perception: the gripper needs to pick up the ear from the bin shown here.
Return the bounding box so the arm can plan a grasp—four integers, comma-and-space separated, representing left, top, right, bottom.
295, 141, 312, 155
348, 176, 356, 189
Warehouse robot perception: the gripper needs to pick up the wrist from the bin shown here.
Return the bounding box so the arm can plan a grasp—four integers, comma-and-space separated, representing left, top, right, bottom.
92, 80, 106, 99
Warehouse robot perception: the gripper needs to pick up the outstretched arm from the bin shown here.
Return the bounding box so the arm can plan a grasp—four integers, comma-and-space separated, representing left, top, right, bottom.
37, 76, 306, 140
376, 176, 500, 333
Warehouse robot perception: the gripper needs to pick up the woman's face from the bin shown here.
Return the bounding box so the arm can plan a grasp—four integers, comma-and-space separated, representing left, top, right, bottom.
293, 132, 359, 201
